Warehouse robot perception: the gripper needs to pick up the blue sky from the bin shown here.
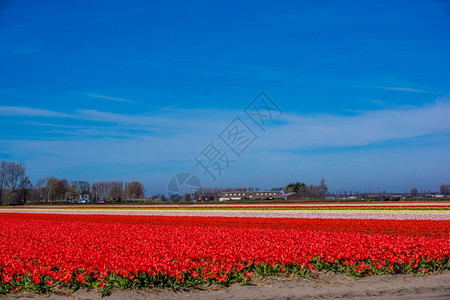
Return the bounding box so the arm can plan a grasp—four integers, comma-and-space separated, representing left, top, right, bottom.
1, 0, 449, 195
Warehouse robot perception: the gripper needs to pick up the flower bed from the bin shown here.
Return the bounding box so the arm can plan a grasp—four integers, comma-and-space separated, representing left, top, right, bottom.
0, 211, 449, 294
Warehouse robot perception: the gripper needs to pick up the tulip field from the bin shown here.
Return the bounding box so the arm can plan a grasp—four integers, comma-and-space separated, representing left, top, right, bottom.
0, 202, 449, 294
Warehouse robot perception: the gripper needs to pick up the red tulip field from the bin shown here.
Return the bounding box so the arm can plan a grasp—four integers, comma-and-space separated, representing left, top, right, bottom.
0, 202, 449, 295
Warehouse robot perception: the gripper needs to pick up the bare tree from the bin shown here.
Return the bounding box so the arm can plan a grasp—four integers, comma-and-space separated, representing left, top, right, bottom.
4, 162, 26, 191
440, 184, 449, 196
108, 181, 124, 202
35, 177, 55, 202
15, 176, 32, 205
26, 188, 41, 204
0, 161, 7, 205
410, 188, 418, 198
69, 181, 91, 202
46, 177, 59, 203
319, 178, 328, 198
41, 177, 69, 203
74, 181, 90, 195
305, 185, 321, 199
125, 181, 145, 200
35, 177, 49, 202
1, 161, 31, 205
92, 182, 107, 200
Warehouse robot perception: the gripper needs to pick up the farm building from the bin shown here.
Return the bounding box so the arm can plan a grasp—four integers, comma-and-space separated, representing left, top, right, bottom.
218, 188, 285, 201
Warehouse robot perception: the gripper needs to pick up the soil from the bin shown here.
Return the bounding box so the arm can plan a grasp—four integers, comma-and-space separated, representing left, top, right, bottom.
2, 271, 449, 300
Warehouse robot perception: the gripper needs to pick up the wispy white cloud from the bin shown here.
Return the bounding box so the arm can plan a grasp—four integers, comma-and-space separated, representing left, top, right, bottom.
2, 99, 450, 148
0, 106, 72, 118
376, 86, 447, 94
263, 99, 450, 150
26, 121, 86, 129
0, 105, 235, 139
364, 99, 388, 107
86, 93, 137, 104
76, 109, 151, 124
1, 100, 450, 192
74, 108, 234, 134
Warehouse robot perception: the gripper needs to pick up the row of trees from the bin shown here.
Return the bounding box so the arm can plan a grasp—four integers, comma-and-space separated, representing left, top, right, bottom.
284, 179, 328, 199
35, 178, 91, 203
410, 185, 450, 198
35, 179, 145, 203
91, 181, 145, 202
0, 160, 145, 205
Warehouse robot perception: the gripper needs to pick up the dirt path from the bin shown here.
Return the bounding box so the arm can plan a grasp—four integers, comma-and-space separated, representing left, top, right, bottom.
3, 271, 450, 300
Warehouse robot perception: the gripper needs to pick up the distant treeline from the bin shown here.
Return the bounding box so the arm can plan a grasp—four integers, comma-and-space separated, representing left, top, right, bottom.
0, 160, 144, 205
1, 160, 449, 205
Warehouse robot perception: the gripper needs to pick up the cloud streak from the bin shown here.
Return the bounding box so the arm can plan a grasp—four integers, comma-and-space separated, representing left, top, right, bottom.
2, 100, 450, 150
0, 106, 72, 118
1, 99, 450, 192
86, 94, 137, 104
376, 86, 447, 94
264, 100, 450, 150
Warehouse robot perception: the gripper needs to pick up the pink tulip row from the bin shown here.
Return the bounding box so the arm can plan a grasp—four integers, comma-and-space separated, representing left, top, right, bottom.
1, 210, 449, 220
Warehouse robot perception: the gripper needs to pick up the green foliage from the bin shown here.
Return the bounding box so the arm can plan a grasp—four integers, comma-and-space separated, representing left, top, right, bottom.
284, 182, 306, 193
1, 257, 449, 295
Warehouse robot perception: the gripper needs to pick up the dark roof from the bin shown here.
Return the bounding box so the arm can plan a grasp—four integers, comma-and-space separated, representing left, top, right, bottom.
271, 188, 281, 191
